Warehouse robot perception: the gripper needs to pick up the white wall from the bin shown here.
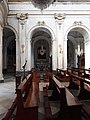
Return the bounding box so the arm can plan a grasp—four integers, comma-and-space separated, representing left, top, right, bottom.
7, 2, 90, 71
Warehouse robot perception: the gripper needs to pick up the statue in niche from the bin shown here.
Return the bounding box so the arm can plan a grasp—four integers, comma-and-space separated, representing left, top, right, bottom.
37, 45, 46, 59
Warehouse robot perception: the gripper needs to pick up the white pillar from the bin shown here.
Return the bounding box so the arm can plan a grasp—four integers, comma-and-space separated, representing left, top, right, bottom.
57, 23, 63, 69
16, 38, 21, 71
75, 49, 78, 68
54, 13, 65, 69
52, 40, 58, 70
3, 43, 7, 70
26, 39, 31, 71
19, 20, 26, 69
0, 25, 4, 82
17, 13, 28, 70
63, 40, 67, 69
85, 40, 90, 69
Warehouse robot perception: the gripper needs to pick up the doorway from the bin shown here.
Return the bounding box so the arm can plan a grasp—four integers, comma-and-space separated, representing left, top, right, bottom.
67, 28, 84, 68
31, 27, 52, 78
3, 27, 16, 74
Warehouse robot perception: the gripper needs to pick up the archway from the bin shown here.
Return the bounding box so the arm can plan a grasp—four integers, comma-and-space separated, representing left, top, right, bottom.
3, 27, 16, 74
31, 27, 52, 77
67, 27, 87, 69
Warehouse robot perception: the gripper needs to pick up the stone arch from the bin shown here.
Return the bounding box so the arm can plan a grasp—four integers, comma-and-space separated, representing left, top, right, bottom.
64, 25, 90, 69
3, 25, 18, 73
27, 25, 55, 42
27, 25, 55, 73
4, 25, 18, 40
65, 25, 90, 42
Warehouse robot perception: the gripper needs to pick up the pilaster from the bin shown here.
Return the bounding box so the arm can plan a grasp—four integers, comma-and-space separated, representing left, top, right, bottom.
54, 13, 65, 69
85, 40, 90, 69
0, 25, 4, 82
16, 13, 28, 70
52, 40, 58, 70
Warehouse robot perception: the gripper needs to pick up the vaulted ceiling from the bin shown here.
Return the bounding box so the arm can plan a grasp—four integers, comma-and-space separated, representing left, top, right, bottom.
8, 0, 90, 2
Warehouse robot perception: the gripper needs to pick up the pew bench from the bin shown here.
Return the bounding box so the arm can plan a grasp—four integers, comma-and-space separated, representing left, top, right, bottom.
68, 73, 90, 100
81, 104, 90, 120
2, 74, 33, 120
67, 68, 90, 120
49, 75, 82, 120
43, 87, 53, 120
16, 74, 39, 120
56, 69, 69, 82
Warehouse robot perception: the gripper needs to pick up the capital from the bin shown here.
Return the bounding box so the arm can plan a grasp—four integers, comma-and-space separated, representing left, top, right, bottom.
54, 13, 66, 20
16, 13, 28, 20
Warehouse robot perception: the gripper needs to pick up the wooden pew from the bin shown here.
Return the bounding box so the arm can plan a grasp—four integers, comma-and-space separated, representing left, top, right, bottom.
67, 69, 90, 120
2, 74, 32, 120
16, 72, 40, 120
55, 69, 69, 82
15, 75, 22, 93
67, 67, 90, 79
2, 70, 40, 120
81, 104, 90, 120
45, 69, 52, 82
44, 70, 53, 90
49, 75, 82, 120
67, 70, 90, 100
43, 87, 53, 120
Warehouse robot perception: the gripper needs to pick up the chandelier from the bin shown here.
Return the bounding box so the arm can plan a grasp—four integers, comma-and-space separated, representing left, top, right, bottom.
31, 0, 54, 10
76, 44, 83, 56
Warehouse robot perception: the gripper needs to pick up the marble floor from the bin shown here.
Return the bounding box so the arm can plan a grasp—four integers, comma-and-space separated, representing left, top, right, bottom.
0, 74, 60, 120
0, 74, 16, 120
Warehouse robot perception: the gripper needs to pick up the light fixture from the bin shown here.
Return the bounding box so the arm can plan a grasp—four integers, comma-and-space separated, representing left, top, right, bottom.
76, 44, 83, 56
31, 0, 54, 10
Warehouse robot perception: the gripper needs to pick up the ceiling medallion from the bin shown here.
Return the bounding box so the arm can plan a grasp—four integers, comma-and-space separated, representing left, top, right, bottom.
31, 0, 54, 10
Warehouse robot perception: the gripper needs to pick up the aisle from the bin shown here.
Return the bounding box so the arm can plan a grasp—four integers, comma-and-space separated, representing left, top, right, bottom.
38, 81, 60, 120
0, 74, 16, 119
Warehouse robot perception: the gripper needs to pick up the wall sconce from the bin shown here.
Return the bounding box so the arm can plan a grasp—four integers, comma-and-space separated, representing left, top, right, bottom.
21, 44, 25, 53
59, 44, 63, 53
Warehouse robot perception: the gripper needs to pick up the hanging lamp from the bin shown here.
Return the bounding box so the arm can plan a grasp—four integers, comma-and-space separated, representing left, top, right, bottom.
31, 0, 54, 10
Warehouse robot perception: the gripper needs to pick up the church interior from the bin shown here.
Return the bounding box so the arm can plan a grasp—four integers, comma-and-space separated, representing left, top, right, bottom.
0, 0, 90, 120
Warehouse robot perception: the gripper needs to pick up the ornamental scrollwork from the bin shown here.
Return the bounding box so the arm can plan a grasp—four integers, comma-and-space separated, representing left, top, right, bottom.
54, 13, 66, 20
37, 21, 45, 26
16, 13, 28, 20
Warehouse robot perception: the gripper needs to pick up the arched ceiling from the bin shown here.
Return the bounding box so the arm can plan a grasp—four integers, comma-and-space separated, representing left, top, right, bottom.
32, 27, 51, 39
3, 27, 15, 39
8, 0, 90, 2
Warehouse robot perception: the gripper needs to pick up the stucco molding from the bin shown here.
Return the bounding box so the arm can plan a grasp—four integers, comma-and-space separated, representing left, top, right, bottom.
73, 21, 83, 26
16, 13, 28, 20
54, 13, 66, 20
37, 21, 46, 26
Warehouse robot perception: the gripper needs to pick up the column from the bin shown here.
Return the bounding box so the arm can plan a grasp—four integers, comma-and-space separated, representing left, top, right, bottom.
85, 40, 90, 69
52, 40, 58, 70
26, 38, 32, 71
3, 42, 7, 71
54, 13, 66, 69
63, 40, 67, 69
16, 13, 28, 70
0, 25, 4, 82
16, 38, 20, 71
